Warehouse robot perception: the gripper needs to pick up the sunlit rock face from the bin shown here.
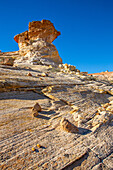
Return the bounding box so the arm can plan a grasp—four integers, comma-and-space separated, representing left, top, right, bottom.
14, 20, 62, 65
14, 20, 60, 44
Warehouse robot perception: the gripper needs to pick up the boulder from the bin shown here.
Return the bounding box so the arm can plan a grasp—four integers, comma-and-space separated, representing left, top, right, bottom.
60, 117, 79, 133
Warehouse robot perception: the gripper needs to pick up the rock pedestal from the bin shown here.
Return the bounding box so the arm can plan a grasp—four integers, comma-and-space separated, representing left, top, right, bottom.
14, 20, 62, 65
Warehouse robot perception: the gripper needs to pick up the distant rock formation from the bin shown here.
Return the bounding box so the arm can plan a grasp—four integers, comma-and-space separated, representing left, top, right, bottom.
14, 20, 62, 65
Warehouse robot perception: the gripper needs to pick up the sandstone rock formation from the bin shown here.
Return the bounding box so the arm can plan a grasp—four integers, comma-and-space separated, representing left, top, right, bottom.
14, 20, 60, 44
14, 20, 62, 65
0, 20, 113, 169
0, 63, 113, 169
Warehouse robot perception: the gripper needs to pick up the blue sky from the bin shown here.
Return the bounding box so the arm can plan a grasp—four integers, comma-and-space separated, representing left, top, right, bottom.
0, 0, 113, 73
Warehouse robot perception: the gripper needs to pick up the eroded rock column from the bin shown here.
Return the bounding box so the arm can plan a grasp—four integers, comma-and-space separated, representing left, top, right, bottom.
14, 20, 62, 65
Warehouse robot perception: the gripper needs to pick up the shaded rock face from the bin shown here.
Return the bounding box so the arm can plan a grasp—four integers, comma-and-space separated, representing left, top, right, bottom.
14, 20, 62, 65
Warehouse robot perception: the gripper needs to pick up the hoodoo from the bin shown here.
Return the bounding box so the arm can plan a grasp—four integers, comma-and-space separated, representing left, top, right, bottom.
14, 20, 62, 65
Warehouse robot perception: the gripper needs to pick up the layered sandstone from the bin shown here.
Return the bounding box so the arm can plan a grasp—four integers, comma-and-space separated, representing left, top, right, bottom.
0, 20, 113, 170
0, 63, 113, 170
14, 20, 62, 65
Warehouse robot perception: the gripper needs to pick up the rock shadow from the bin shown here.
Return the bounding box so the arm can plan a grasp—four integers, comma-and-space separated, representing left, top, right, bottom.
78, 127, 92, 135
66, 127, 92, 135
0, 91, 46, 100
40, 146, 46, 149
35, 114, 50, 120
34, 149, 39, 153
0, 65, 41, 73
40, 110, 56, 115
61, 151, 89, 170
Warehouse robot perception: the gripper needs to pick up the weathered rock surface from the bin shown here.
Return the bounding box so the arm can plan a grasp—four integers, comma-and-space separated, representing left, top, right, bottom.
59, 63, 80, 73
0, 56, 15, 66
60, 117, 79, 133
0, 51, 19, 66
14, 20, 60, 44
14, 20, 62, 65
0, 62, 113, 170
14, 38, 62, 65
89, 71, 113, 82
0, 20, 113, 169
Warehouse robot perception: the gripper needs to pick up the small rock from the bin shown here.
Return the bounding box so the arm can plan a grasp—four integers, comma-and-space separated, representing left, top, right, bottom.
59, 64, 63, 69
59, 63, 79, 73
60, 117, 79, 133
92, 163, 103, 170
70, 65, 76, 71
32, 147, 36, 151
32, 102, 41, 117
39, 77, 43, 80
103, 103, 110, 108
41, 73, 48, 77
32, 102, 41, 112
27, 73, 32, 76
32, 112, 39, 117
76, 72, 80, 75
49, 65, 52, 68
37, 144, 41, 148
